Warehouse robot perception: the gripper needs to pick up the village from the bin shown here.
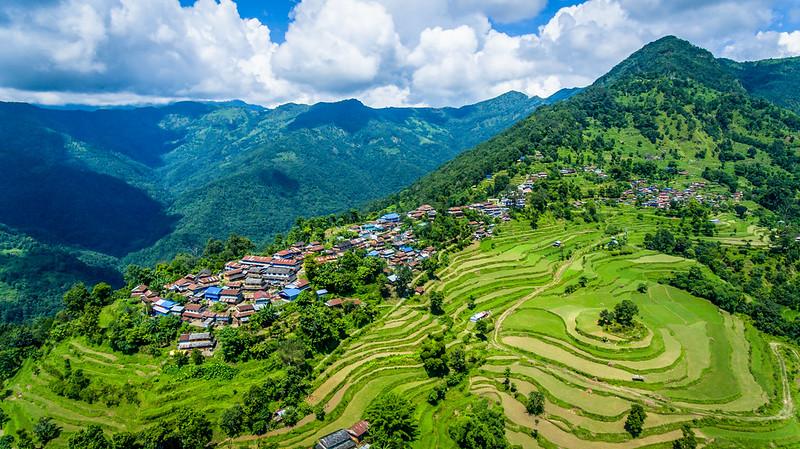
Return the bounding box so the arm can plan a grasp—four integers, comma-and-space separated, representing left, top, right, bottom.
128, 163, 740, 359
129, 202, 508, 354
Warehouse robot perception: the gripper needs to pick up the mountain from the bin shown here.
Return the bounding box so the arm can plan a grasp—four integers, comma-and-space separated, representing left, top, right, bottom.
0, 91, 569, 320
721, 56, 800, 113
391, 36, 800, 214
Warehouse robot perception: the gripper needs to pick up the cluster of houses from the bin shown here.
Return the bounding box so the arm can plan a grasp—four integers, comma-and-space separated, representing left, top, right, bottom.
315, 421, 369, 449
621, 180, 740, 209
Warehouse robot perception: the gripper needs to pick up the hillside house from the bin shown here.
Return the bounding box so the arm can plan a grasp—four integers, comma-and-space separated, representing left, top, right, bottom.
219, 289, 243, 304
314, 430, 356, 449
177, 332, 215, 352
348, 421, 369, 442
470, 311, 490, 322
204, 286, 222, 302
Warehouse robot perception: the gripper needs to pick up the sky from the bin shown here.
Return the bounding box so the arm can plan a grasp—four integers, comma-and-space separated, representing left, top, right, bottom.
0, 0, 799, 108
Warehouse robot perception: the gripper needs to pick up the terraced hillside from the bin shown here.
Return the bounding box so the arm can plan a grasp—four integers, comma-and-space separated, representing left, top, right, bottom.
4, 210, 798, 449
220, 210, 796, 448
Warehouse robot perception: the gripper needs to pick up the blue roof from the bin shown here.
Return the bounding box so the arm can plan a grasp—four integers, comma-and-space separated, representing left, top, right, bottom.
280, 288, 302, 300
204, 286, 222, 296
367, 250, 380, 257
381, 213, 400, 220
399, 246, 414, 253
154, 299, 176, 308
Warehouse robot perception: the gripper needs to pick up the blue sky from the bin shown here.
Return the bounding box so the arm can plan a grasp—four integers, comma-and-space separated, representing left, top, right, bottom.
178, 0, 583, 42
1, 0, 799, 107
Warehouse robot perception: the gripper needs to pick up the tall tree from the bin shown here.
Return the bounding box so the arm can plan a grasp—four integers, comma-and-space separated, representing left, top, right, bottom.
33, 417, 62, 447
624, 404, 647, 438
365, 393, 419, 449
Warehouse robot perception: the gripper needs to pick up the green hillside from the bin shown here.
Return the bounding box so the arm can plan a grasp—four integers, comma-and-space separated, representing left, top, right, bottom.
0, 92, 555, 320
389, 36, 800, 212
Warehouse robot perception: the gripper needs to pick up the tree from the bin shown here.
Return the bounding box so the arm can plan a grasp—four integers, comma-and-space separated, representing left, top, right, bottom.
637, 283, 648, 294
33, 417, 62, 447
624, 404, 647, 438
448, 400, 508, 449
174, 409, 213, 449
598, 309, 614, 326
16, 430, 35, 449
448, 347, 467, 373
429, 291, 444, 315
67, 425, 110, 449
0, 435, 13, 449
734, 204, 748, 219
220, 405, 245, 440
0, 408, 8, 429
672, 425, 697, 449
419, 337, 449, 377
526, 391, 545, 416
474, 319, 489, 339
365, 393, 419, 449
89, 283, 113, 307
63, 283, 90, 313
614, 300, 640, 326
190, 348, 204, 365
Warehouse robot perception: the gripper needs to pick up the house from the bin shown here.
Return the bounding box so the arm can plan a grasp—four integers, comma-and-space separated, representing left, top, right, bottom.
279, 288, 302, 301
316, 289, 329, 298
152, 298, 177, 316
224, 268, 245, 282
253, 290, 272, 304
470, 311, 490, 322
379, 212, 401, 224
235, 304, 256, 325
348, 421, 369, 442
325, 298, 344, 308
314, 429, 356, 449
131, 284, 149, 297
177, 332, 215, 351
240, 255, 273, 268
219, 289, 243, 304
288, 278, 310, 291
204, 286, 223, 302
263, 265, 298, 285
243, 275, 266, 292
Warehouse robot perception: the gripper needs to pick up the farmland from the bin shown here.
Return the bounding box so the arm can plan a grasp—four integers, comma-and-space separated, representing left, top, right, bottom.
4, 210, 799, 448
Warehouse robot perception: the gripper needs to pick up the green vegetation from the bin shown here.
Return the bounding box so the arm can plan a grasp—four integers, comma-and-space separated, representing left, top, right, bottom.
0, 93, 550, 322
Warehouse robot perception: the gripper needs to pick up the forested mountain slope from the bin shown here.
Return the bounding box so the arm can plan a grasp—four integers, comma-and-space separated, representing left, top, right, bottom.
390, 36, 800, 218
0, 91, 557, 320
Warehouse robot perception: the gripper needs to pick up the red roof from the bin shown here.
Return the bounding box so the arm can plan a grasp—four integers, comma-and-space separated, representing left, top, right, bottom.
349, 420, 369, 438
253, 290, 271, 300
272, 258, 300, 266
220, 289, 240, 296
241, 255, 273, 264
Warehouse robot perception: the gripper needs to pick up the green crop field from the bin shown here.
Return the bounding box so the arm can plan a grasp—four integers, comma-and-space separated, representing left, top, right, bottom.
4, 210, 799, 449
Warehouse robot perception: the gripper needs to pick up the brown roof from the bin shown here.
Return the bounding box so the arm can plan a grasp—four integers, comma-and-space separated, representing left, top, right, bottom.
220, 289, 240, 296
349, 420, 369, 438
241, 255, 273, 264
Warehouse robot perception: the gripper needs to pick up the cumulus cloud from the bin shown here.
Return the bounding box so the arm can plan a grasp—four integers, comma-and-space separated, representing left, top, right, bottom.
0, 0, 798, 108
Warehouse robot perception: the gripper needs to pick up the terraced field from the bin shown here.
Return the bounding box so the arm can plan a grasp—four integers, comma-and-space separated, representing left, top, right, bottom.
263, 212, 800, 448
5, 211, 798, 448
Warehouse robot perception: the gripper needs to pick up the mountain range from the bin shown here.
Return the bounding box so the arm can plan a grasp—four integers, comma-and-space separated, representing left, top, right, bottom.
0, 90, 570, 320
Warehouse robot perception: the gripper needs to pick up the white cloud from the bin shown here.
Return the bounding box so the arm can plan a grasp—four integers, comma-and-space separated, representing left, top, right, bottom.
0, 0, 798, 108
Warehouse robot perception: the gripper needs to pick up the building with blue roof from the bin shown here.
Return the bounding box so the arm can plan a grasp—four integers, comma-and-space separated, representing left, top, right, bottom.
204, 286, 222, 301
379, 212, 400, 223
280, 288, 302, 301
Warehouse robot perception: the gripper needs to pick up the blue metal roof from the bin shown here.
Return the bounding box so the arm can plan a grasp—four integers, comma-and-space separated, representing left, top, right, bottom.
204, 286, 222, 296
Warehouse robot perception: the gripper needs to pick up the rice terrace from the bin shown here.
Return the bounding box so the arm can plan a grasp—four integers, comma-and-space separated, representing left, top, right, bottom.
260, 210, 800, 448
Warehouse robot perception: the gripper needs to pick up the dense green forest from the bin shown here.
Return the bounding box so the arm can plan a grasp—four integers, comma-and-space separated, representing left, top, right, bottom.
0, 92, 557, 321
